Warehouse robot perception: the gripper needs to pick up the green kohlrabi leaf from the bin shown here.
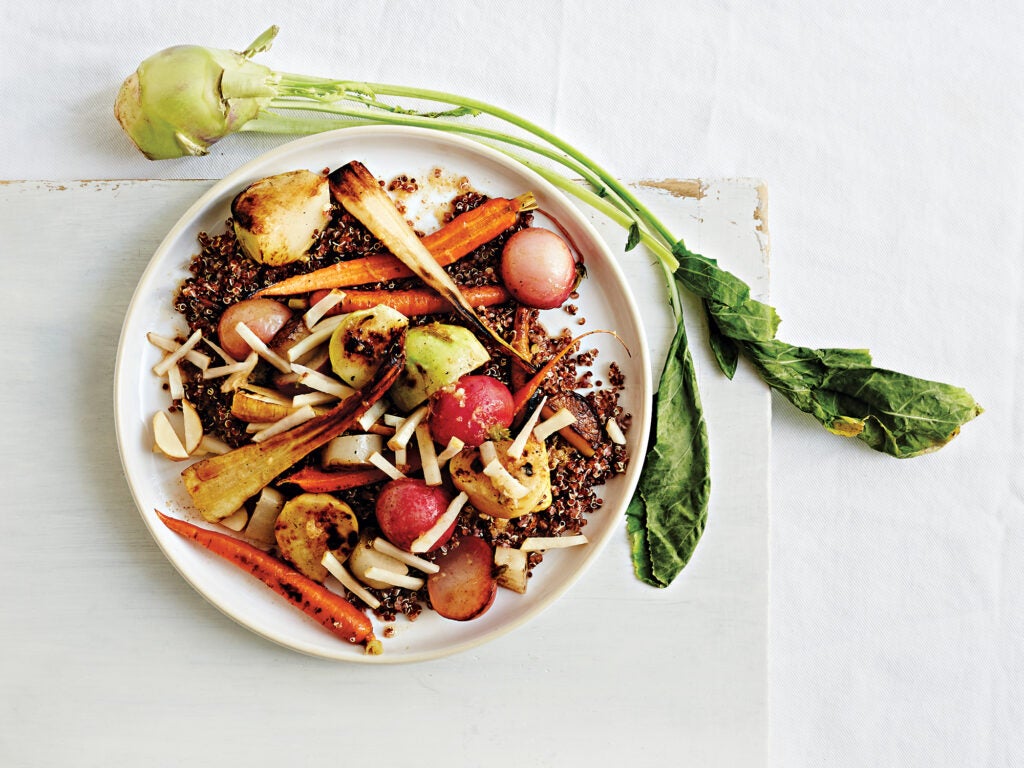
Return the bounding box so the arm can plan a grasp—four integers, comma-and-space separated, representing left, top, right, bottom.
703, 296, 780, 379
707, 298, 780, 342
744, 339, 983, 457
672, 242, 750, 307
704, 301, 740, 379
627, 281, 711, 587
625, 222, 642, 251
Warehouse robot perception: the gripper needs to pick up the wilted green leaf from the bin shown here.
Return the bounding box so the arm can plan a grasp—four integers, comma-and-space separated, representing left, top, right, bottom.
627, 282, 710, 587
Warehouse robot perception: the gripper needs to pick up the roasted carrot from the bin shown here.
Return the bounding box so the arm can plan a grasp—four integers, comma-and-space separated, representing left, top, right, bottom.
512, 331, 592, 416
256, 192, 537, 297
310, 284, 510, 318
155, 510, 380, 652
421, 192, 536, 265
508, 312, 599, 456
510, 305, 534, 393
280, 448, 422, 492
279, 465, 389, 493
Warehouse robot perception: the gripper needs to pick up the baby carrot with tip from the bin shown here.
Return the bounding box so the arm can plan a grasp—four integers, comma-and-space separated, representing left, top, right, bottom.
155, 510, 380, 654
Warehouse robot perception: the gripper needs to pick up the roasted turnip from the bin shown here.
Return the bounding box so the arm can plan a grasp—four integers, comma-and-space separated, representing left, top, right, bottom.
231, 169, 331, 266
328, 305, 409, 389
448, 435, 552, 519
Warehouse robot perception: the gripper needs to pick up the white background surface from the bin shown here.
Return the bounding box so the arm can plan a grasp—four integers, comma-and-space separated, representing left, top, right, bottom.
1, 1, 1021, 766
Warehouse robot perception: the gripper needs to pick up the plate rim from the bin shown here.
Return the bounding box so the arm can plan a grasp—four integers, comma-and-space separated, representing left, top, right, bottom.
113, 125, 653, 663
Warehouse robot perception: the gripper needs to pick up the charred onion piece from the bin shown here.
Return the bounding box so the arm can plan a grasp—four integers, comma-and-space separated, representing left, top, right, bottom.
327, 161, 534, 369
182, 334, 406, 522
544, 392, 601, 456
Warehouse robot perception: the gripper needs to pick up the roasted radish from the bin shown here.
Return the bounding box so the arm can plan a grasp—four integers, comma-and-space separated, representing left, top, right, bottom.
500, 228, 577, 309
375, 478, 457, 553
427, 536, 498, 621
217, 298, 293, 361
427, 374, 515, 447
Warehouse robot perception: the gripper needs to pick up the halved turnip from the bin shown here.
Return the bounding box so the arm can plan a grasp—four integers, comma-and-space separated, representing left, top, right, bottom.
388, 323, 490, 412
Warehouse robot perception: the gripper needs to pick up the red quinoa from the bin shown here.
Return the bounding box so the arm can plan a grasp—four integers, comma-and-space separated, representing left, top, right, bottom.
170, 173, 629, 622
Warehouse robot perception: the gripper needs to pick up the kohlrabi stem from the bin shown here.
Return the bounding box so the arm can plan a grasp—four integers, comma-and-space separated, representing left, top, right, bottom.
260, 97, 637, 222
274, 74, 679, 249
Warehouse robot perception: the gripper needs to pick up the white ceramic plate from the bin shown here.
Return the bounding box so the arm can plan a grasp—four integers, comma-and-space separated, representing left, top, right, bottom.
114, 126, 651, 662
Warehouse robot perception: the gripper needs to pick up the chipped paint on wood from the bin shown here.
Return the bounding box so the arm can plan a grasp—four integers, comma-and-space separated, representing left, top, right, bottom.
639, 178, 706, 199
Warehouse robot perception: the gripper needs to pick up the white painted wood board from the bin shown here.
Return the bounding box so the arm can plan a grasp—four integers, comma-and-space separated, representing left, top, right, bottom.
0, 178, 769, 768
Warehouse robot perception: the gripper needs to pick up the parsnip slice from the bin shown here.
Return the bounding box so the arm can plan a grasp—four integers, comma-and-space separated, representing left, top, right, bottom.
365, 567, 425, 591
167, 363, 185, 401
219, 508, 248, 532
410, 491, 467, 554
234, 322, 291, 373
605, 418, 627, 445
348, 535, 410, 589
250, 405, 317, 443
533, 407, 577, 442
368, 451, 406, 480
387, 405, 428, 451
507, 396, 547, 459
435, 436, 465, 465
152, 329, 203, 376
415, 424, 442, 487
304, 289, 346, 329
322, 551, 381, 610
371, 537, 440, 574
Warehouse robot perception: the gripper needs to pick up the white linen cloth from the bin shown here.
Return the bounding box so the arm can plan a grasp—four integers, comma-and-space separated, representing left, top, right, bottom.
1, 1, 1021, 765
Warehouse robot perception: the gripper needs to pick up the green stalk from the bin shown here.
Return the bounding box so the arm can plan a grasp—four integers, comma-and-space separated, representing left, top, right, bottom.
275, 73, 678, 245
249, 98, 647, 231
